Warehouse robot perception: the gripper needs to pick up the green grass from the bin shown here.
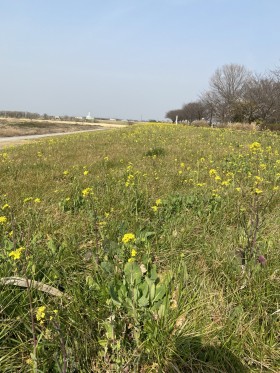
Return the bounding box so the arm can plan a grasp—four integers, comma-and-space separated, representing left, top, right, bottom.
0, 124, 279, 372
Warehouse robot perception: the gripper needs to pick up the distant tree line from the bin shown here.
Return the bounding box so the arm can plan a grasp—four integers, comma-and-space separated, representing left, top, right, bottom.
0, 111, 41, 119
0, 111, 87, 121
166, 64, 280, 126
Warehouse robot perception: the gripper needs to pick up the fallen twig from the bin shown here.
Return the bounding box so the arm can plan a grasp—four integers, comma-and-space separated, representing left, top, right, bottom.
0, 277, 69, 298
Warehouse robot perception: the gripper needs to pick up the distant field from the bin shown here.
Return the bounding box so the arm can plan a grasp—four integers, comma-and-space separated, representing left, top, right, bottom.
0, 123, 279, 372
0, 117, 127, 137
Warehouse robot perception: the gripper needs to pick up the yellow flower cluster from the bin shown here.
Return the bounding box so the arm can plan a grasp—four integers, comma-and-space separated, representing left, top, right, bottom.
82, 187, 93, 197
122, 233, 136, 244
151, 198, 162, 212
9, 247, 25, 260
36, 306, 46, 321
254, 188, 263, 194
249, 142, 262, 153
125, 174, 134, 187
23, 197, 33, 203
0, 216, 7, 224
209, 169, 217, 177
128, 248, 138, 262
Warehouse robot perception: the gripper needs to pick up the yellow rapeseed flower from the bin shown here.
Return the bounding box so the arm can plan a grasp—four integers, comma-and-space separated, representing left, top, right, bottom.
221, 180, 230, 186
34, 198, 41, 203
209, 169, 217, 177
131, 248, 137, 257
36, 306, 46, 321
82, 187, 93, 197
9, 247, 25, 260
255, 188, 263, 194
83, 170, 89, 176
2, 203, 10, 210
249, 142, 262, 152
122, 233, 136, 244
23, 197, 33, 203
151, 205, 158, 212
155, 199, 162, 206
0, 216, 7, 224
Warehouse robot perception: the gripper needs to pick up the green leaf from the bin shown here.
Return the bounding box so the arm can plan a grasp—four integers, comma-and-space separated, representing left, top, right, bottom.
117, 284, 127, 301
101, 261, 114, 274
139, 281, 149, 298
133, 287, 140, 302
47, 238, 57, 254
98, 339, 108, 347
153, 284, 166, 304
151, 299, 164, 312
124, 262, 142, 285
158, 303, 167, 318
104, 321, 115, 340
149, 283, 156, 301
150, 264, 158, 282
138, 295, 149, 307
109, 285, 121, 306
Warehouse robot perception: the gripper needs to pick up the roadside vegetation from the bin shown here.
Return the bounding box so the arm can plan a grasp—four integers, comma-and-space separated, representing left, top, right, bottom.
0, 123, 279, 372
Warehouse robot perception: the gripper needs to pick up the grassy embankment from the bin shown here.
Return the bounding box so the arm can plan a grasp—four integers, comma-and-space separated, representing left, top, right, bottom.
0, 123, 279, 372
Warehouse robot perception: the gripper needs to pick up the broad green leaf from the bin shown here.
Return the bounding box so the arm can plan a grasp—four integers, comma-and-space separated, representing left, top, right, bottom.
150, 264, 158, 282
153, 284, 166, 304
101, 261, 114, 274
109, 285, 121, 306
138, 295, 149, 307
124, 262, 142, 285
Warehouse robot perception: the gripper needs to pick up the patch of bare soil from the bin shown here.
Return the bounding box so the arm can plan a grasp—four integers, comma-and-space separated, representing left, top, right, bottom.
0, 120, 103, 137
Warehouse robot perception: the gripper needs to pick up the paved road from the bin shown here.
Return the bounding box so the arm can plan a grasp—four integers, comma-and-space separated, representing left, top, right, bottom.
0, 127, 109, 149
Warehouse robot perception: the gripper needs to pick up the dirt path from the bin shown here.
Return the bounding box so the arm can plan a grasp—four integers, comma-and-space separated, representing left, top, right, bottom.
0, 127, 112, 149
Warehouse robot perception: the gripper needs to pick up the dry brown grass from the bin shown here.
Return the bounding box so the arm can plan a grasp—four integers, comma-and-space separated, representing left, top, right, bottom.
227, 122, 258, 131
215, 122, 258, 131
0, 117, 127, 137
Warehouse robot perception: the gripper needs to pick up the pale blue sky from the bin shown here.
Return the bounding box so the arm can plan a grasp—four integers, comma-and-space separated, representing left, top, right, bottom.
0, 0, 279, 120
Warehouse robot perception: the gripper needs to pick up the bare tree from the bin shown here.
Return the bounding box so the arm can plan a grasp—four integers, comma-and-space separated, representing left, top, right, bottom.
165, 109, 184, 123
244, 73, 280, 123
165, 63, 280, 126
200, 90, 220, 125
209, 64, 251, 122
182, 101, 205, 123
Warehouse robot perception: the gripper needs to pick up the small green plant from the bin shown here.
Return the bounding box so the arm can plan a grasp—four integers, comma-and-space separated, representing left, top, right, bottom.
97, 233, 172, 369
145, 147, 166, 157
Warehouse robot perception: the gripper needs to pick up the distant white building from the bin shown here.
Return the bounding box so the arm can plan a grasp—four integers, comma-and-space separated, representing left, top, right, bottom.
86, 112, 92, 120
